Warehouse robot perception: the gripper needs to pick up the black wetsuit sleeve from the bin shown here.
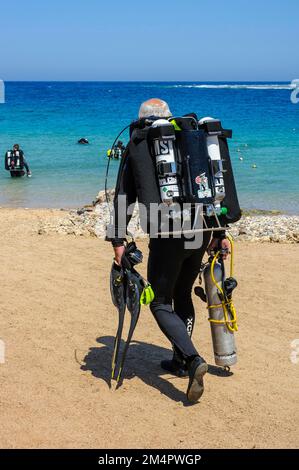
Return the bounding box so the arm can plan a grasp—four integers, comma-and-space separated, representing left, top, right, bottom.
109, 148, 137, 247
22, 152, 30, 172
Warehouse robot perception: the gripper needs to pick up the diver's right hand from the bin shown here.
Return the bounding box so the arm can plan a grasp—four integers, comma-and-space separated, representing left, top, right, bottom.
113, 245, 125, 266
207, 237, 230, 260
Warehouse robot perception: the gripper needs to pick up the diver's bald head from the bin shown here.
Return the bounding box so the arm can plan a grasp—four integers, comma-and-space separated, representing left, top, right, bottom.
138, 98, 172, 119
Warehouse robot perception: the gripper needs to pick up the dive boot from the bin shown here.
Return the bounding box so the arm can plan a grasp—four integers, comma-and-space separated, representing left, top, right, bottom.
160, 351, 188, 378
186, 356, 208, 403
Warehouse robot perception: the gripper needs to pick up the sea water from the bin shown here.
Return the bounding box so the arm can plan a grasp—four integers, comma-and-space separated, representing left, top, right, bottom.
0, 81, 298, 212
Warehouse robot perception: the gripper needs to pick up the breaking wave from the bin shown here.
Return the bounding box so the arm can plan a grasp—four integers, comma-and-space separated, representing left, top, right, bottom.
170, 83, 295, 90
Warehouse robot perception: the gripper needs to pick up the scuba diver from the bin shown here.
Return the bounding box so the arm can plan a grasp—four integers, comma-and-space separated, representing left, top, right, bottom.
108, 98, 241, 402
5, 144, 32, 177
115, 140, 126, 159
107, 140, 126, 160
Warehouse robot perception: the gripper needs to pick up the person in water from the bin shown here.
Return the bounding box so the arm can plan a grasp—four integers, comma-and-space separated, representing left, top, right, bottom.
8, 144, 31, 177
107, 140, 126, 160
115, 140, 126, 159
110, 98, 230, 402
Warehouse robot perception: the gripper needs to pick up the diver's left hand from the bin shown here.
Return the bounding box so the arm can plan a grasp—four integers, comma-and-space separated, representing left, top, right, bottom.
207, 237, 230, 260
113, 245, 125, 266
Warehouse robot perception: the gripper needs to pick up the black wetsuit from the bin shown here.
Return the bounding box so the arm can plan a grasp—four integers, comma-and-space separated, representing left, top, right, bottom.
147, 234, 211, 359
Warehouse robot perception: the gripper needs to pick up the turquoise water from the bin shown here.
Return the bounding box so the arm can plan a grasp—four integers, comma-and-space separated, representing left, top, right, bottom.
0, 81, 298, 212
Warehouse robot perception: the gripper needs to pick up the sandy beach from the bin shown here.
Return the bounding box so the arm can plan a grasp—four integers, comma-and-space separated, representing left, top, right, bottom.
0, 208, 298, 449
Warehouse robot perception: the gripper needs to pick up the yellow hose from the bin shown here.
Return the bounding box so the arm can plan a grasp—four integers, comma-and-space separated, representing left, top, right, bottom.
208, 236, 238, 333
227, 234, 234, 277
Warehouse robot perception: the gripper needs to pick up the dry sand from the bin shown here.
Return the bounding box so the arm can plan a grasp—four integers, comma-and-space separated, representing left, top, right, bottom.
0, 208, 298, 449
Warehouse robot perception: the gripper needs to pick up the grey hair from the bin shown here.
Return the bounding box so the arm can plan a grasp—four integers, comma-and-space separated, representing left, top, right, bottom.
138, 98, 172, 119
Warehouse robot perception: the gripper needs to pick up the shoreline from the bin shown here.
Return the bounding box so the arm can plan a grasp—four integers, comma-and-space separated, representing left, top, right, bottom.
1, 204, 298, 244
0, 188, 297, 217
0, 206, 289, 216
0, 192, 295, 217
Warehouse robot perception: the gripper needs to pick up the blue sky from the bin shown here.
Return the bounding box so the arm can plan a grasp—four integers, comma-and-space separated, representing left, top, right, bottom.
0, 0, 298, 81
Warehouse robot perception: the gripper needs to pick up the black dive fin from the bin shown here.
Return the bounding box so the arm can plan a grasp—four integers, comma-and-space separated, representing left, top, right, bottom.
116, 270, 142, 385
111, 304, 126, 380
110, 264, 126, 379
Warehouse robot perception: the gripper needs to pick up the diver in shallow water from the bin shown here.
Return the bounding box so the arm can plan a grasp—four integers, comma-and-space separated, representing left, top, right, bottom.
115, 140, 125, 159
5, 144, 32, 177
107, 140, 126, 160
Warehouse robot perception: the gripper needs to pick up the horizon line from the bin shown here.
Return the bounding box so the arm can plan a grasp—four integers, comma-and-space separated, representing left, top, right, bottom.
2, 79, 294, 83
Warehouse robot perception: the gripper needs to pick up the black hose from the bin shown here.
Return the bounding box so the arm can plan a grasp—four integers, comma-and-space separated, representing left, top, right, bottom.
104, 124, 131, 210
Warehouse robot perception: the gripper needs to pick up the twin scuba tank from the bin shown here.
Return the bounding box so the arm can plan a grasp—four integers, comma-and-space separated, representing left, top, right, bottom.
150, 116, 228, 216
5, 150, 24, 171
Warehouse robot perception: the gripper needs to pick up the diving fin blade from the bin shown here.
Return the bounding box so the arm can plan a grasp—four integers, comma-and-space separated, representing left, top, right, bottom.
116, 270, 142, 384
111, 304, 126, 380
110, 263, 126, 380
116, 309, 141, 385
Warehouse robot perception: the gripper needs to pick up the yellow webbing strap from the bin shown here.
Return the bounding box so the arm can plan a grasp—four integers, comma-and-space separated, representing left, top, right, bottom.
169, 119, 182, 131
